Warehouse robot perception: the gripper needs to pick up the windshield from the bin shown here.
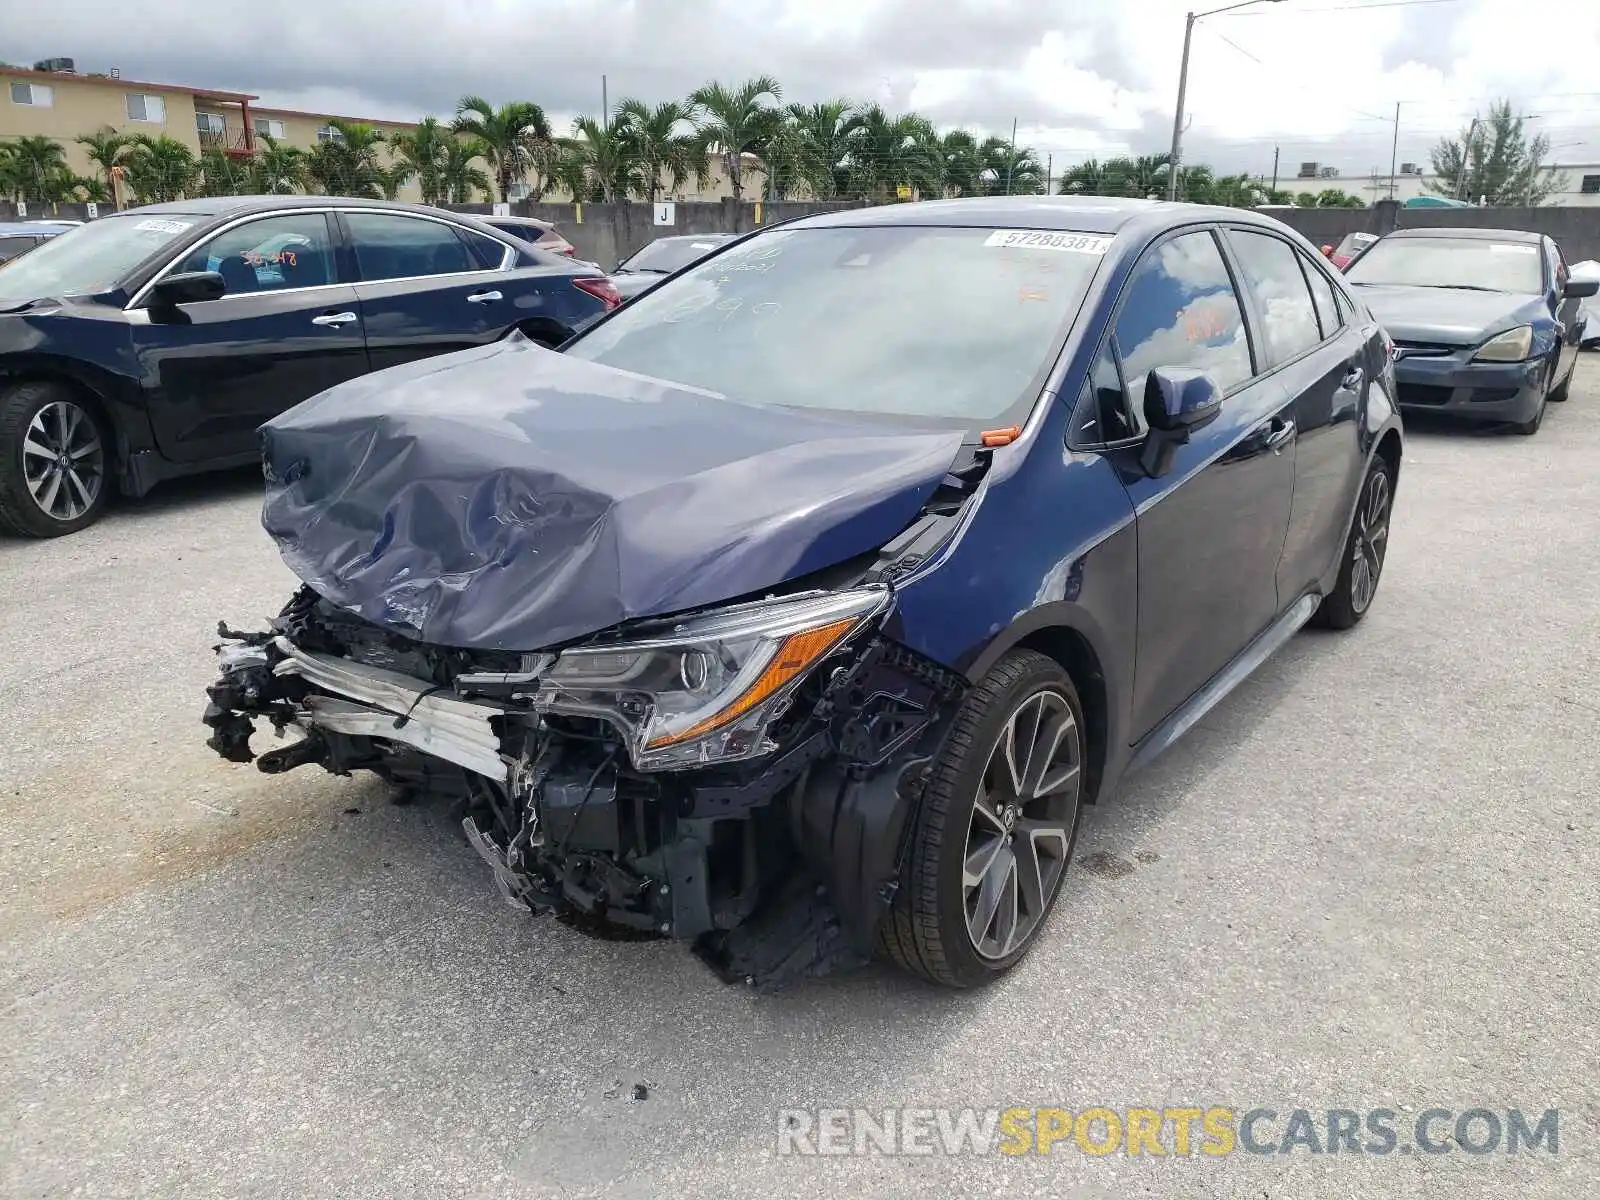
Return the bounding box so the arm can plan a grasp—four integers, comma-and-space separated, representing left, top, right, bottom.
620, 237, 730, 274
566, 225, 1105, 425
1345, 236, 1543, 293
0, 213, 201, 298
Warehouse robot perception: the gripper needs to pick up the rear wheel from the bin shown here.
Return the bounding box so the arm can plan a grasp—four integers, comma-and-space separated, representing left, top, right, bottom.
0, 381, 112, 538
880, 650, 1086, 987
1314, 456, 1392, 630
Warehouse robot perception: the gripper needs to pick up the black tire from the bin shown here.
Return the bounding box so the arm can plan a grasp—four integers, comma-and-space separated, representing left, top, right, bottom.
1314, 455, 1393, 630
0, 381, 114, 538
880, 649, 1087, 987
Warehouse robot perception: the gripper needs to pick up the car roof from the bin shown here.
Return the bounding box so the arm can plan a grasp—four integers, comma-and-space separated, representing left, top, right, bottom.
108, 196, 491, 219
0, 222, 72, 235
787, 194, 1298, 239
1381, 226, 1544, 243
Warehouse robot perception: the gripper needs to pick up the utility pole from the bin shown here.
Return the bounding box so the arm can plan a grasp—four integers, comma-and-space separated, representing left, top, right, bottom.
1046, 153, 1053, 196
1270, 145, 1279, 197
1457, 117, 1480, 201
602, 75, 608, 125
1006, 117, 1018, 195
1387, 101, 1400, 199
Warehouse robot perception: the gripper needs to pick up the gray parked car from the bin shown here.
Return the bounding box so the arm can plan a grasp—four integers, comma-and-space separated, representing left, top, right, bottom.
609, 233, 737, 300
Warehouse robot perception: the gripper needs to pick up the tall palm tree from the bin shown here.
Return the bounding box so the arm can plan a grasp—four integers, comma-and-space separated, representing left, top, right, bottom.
389, 117, 452, 205
1058, 154, 1169, 199
75, 127, 129, 198
439, 139, 491, 203
1, 135, 73, 202
249, 136, 306, 195
197, 147, 247, 197
568, 115, 642, 203
121, 135, 199, 203
845, 107, 939, 201
453, 97, 552, 202
936, 129, 986, 198
614, 99, 701, 203
687, 76, 781, 201
980, 136, 1044, 196
782, 100, 859, 199
304, 120, 385, 198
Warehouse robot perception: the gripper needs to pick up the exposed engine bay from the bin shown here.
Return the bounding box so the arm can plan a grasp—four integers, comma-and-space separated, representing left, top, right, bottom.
203, 582, 968, 985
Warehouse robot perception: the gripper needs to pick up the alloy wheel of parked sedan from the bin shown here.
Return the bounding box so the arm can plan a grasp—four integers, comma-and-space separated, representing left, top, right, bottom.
23, 399, 105, 524
1348, 467, 1390, 616
963, 688, 1081, 960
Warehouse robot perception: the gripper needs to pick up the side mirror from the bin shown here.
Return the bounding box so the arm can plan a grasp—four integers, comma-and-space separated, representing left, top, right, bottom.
1563, 278, 1599, 299
149, 270, 226, 307
1140, 367, 1223, 478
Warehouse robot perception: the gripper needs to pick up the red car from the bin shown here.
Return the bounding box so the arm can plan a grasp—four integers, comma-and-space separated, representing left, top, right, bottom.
1327, 231, 1378, 271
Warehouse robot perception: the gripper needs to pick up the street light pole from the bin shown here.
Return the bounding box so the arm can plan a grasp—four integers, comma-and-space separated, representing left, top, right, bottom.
1166, 0, 1287, 201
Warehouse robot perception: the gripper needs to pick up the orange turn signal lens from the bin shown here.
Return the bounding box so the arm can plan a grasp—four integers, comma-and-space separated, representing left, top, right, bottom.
645, 616, 860, 749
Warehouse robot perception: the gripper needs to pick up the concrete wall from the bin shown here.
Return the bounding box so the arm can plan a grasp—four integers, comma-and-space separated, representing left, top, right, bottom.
1267, 201, 1600, 263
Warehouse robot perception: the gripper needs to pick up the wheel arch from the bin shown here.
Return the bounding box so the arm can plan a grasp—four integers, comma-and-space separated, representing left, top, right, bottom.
0, 355, 133, 469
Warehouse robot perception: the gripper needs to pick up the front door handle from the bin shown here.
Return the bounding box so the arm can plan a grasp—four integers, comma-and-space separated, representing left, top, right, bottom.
1263, 415, 1296, 453
466, 290, 503, 304
1341, 364, 1365, 390
312, 311, 359, 327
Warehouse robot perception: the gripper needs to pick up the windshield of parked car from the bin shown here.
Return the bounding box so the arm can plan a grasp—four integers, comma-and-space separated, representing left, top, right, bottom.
1345, 236, 1543, 293
619, 237, 730, 274
565, 225, 1105, 425
0, 213, 200, 298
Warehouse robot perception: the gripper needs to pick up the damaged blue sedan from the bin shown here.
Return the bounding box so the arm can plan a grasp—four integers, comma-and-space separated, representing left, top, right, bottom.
205, 197, 1403, 987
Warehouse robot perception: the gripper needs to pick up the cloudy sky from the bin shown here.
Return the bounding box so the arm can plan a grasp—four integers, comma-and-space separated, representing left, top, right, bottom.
5, 0, 1597, 192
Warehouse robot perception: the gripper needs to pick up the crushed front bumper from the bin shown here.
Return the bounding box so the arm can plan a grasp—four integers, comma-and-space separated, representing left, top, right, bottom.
1391, 349, 1547, 422
201, 593, 968, 984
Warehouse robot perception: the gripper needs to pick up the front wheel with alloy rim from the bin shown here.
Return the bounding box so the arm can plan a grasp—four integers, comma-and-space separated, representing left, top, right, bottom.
1313, 456, 1392, 630
880, 649, 1087, 987
0, 381, 111, 538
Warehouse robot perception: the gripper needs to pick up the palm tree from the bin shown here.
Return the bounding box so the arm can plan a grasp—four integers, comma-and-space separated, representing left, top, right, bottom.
198, 147, 247, 197
782, 100, 859, 199
304, 120, 385, 197
845, 107, 939, 200
615, 99, 701, 202
439, 139, 491, 203
121, 135, 199, 203
980, 137, 1044, 196
73, 176, 112, 203
249, 136, 306, 195
935, 129, 985, 197
389, 117, 452, 205
687, 76, 781, 201
568, 115, 642, 203
75, 127, 129, 199
1058, 154, 1169, 199
546, 141, 595, 203
453, 97, 552, 202
1, 135, 73, 202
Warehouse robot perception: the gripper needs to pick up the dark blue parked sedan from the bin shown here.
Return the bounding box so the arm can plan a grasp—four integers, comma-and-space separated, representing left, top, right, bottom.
0, 197, 619, 537
205, 196, 1403, 988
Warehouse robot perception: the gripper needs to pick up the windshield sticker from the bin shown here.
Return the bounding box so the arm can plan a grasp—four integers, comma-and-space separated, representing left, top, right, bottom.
691, 242, 716, 249
1489, 244, 1537, 254
132, 218, 195, 235
985, 230, 1113, 254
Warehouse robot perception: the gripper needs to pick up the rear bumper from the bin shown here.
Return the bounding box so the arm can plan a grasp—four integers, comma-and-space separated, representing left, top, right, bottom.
1392, 352, 1547, 422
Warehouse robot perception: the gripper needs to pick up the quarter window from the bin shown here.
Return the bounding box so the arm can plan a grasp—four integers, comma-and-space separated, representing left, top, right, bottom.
1299, 251, 1342, 340
344, 213, 477, 281
126, 93, 166, 123
175, 213, 337, 295
1228, 230, 1323, 365
9, 82, 53, 107
459, 227, 511, 269
1113, 230, 1252, 414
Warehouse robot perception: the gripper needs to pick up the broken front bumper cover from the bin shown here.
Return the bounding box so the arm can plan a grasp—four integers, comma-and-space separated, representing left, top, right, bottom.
202, 593, 969, 984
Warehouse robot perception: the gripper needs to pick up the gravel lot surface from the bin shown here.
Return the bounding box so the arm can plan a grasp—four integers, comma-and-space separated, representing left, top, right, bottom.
3, 368, 1598, 1198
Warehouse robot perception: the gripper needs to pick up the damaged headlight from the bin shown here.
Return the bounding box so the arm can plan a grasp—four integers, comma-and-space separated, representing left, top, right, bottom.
531, 588, 890, 771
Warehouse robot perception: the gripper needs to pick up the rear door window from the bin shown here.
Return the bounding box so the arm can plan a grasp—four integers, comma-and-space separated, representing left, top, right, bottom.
1227, 230, 1323, 364
344, 212, 479, 281
1112, 229, 1252, 415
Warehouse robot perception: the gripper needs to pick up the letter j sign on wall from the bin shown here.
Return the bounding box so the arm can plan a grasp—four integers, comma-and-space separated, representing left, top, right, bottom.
654, 202, 676, 227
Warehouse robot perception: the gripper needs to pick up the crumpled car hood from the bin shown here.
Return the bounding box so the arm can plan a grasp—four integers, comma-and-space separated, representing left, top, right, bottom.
260, 335, 966, 651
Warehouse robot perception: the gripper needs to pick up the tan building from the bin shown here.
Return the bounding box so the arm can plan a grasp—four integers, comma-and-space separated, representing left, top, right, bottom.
1, 62, 423, 200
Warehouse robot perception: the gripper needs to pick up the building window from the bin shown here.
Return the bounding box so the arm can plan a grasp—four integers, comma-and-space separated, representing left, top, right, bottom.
316, 124, 344, 143
1581, 174, 1600, 195
126, 93, 167, 123
253, 117, 286, 139
9, 82, 54, 106
196, 112, 225, 135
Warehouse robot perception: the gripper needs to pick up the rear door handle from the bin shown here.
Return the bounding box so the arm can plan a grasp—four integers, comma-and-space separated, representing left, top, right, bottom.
311, 311, 358, 327
1341, 364, 1365, 390
1263, 415, 1296, 453
466, 290, 503, 304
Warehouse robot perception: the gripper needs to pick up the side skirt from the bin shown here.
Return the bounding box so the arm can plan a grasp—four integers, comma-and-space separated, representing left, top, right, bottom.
1127, 591, 1321, 774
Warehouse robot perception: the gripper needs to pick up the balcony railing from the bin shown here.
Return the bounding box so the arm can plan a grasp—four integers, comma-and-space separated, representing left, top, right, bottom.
197, 125, 253, 154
